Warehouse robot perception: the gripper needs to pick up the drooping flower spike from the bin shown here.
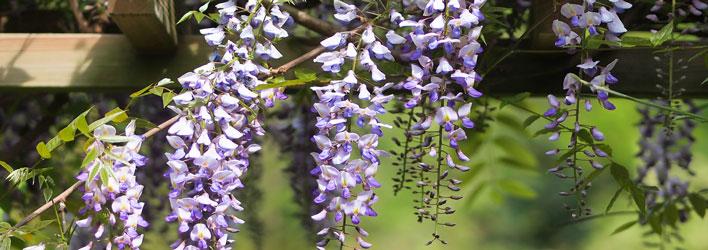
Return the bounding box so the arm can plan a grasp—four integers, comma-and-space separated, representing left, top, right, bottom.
75, 120, 148, 250
310, 7, 396, 247
163, 1, 290, 249
544, 0, 631, 218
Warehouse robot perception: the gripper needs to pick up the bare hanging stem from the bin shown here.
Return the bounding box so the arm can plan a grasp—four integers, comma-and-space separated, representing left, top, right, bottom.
280, 5, 343, 36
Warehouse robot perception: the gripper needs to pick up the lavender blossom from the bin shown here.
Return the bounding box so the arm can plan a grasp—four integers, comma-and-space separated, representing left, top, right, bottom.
75, 121, 148, 249
163, 1, 290, 249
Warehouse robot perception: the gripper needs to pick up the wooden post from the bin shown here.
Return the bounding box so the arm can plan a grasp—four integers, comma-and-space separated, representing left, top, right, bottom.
530, 0, 558, 50
108, 0, 178, 54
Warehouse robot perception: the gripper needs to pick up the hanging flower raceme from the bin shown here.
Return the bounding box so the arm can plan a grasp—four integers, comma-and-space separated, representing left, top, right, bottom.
163, 1, 289, 249
309, 3, 396, 248
75, 120, 148, 250
360, 0, 485, 243
544, 0, 630, 218
646, 0, 707, 22
637, 100, 698, 213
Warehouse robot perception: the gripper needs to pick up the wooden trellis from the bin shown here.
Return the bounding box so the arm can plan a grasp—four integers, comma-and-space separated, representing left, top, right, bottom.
0, 0, 706, 97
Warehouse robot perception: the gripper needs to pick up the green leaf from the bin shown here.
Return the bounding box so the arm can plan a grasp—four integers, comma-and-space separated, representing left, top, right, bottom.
97, 135, 134, 143
610, 163, 631, 188
130, 84, 153, 98
45, 136, 62, 153
522, 115, 540, 128
58, 125, 76, 142
595, 144, 613, 156
629, 184, 646, 215
0, 161, 12, 173
177, 11, 195, 25
87, 161, 102, 186
609, 163, 645, 214
99, 167, 110, 185
605, 186, 624, 214
650, 21, 674, 47
194, 12, 207, 23
76, 115, 90, 137
105, 108, 129, 123
648, 214, 662, 234
499, 92, 530, 109
157, 78, 174, 86
611, 220, 637, 235
133, 118, 158, 130
162, 92, 175, 107
198, 1, 210, 12
689, 193, 706, 218
294, 69, 317, 82
6, 167, 50, 185
532, 128, 556, 138
149, 86, 164, 96
18, 220, 54, 233
498, 179, 537, 199
2, 237, 10, 250
577, 129, 594, 144
88, 111, 126, 131
36, 141, 51, 159
81, 149, 99, 170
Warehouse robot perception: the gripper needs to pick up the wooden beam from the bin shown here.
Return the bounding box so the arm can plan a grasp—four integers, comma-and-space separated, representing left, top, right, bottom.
0, 34, 207, 91
0, 33, 705, 97
483, 46, 708, 98
108, 0, 178, 53
0, 34, 316, 92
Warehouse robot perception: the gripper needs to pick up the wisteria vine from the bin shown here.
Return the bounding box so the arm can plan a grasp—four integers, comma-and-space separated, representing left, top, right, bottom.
3, 0, 708, 249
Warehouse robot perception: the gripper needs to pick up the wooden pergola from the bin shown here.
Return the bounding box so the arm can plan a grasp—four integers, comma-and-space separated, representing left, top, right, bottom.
0, 0, 706, 97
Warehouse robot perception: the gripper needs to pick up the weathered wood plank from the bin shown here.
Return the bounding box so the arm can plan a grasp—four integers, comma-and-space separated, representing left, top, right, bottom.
483, 46, 708, 98
0, 33, 318, 92
0, 33, 705, 98
108, 0, 178, 53
0, 34, 209, 91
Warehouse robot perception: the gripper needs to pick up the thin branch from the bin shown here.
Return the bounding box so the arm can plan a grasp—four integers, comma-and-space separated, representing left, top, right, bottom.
270, 25, 367, 75
280, 5, 343, 36
14, 182, 82, 228
69, 0, 91, 33
12, 115, 180, 229
270, 46, 326, 74
559, 210, 637, 227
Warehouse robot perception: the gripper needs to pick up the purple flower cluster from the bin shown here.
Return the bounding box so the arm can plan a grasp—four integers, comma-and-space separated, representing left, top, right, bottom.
310, 5, 395, 247
637, 100, 698, 210
544, 0, 632, 218
552, 1, 630, 47
375, 0, 484, 242
76, 121, 149, 250
163, 1, 289, 249
646, 0, 707, 22
390, 0, 486, 108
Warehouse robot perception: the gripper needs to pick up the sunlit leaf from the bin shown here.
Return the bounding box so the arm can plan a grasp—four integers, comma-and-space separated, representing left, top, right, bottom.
611, 220, 637, 235
105, 108, 129, 123
650, 21, 673, 47
0, 161, 12, 173
88, 111, 126, 131
36, 141, 51, 159
689, 193, 706, 218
